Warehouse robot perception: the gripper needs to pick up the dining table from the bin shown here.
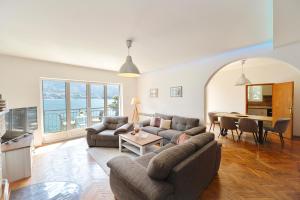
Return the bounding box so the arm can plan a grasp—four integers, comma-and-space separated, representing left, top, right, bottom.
214, 112, 273, 144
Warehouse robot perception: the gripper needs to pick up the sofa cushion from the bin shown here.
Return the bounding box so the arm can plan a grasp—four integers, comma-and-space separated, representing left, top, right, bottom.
98, 130, 115, 136
188, 132, 215, 149
150, 117, 161, 127
135, 152, 156, 168
147, 142, 196, 180
171, 115, 199, 131
103, 116, 128, 130
142, 126, 163, 135
159, 119, 172, 129
158, 129, 182, 141
154, 113, 173, 120
153, 143, 175, 154
176, 133, 190, 145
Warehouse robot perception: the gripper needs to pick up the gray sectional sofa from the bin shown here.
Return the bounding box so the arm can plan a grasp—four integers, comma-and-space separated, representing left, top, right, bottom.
107, 133, 222, 200
140, 113, 206, 145
86, 116, 133, 147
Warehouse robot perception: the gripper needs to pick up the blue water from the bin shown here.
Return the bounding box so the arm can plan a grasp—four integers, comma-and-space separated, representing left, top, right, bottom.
43, 99, 105, 110
43, 99, 116, 133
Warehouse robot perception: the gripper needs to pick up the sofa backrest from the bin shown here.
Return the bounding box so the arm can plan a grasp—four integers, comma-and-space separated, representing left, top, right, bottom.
103, 116, 128, 130
165, 133, 217, 200
154, 113, 173, 120
147, 142, 196, 180
171, 115, 199, 131
167, 140, 218, 200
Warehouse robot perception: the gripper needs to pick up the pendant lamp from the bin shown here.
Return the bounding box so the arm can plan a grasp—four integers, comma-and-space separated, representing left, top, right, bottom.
118, 40, 140, 77
235, 59, 251, 86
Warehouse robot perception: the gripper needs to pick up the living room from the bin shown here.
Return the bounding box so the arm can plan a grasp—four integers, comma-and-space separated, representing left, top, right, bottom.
0, 0, 300, 199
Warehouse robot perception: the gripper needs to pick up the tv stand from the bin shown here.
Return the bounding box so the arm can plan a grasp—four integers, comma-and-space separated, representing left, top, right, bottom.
1, 134, 33, 182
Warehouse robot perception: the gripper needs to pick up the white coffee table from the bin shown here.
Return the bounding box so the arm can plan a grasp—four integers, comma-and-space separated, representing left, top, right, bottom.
119, 131, 163, 156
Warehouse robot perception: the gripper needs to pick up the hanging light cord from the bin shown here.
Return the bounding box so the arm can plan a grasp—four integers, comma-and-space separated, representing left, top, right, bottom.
127, 40, 132, 56
241, 59, 246, 73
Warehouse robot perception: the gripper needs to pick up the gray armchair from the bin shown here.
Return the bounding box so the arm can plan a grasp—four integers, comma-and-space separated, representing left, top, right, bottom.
86, 116, 133, 147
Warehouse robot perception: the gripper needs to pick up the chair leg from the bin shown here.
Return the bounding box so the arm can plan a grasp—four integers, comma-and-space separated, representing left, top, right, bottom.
238, 131, 243, 141
231, 130, 235, 141
279, 133, 284, 146
264, 131, 268, 142
209, 123, 212, 132
252, 132, 258, 144
218, 128, 222, 138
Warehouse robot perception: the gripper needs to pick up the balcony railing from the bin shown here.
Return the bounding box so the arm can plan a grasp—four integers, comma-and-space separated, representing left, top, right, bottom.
44, 107, 118, 133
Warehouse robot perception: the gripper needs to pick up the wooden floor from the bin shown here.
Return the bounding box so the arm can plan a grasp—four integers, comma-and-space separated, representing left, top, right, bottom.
11, 128, 300, 200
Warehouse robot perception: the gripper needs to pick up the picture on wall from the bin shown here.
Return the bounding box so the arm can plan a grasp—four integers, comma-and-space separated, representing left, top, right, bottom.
170, 86, 183, 97
150, 88, 158, 97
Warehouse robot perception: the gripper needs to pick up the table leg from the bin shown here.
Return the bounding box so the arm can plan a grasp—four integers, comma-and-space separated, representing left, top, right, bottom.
258, 120, 264, 144
159, 139, 163, 147
140, 146, 146, 155
119, 137, 122, 152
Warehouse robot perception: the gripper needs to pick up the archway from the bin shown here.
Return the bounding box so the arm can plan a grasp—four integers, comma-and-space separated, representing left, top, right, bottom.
204, 57, 300, 136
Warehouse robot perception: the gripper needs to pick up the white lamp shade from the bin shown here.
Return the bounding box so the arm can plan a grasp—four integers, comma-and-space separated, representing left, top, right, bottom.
118, 56, 140, 77
235, 73, 251, 86
131, 97, 141, 105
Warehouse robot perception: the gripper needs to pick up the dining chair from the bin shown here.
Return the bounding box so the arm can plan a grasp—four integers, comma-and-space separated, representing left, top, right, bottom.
264, 118, 290, 145
208, 112, 220, 132
230, 112, 240, 124
220, 117, 238, 141
238, 118, 258, 144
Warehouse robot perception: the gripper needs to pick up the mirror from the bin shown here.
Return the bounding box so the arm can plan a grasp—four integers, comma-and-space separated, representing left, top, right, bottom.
246, 84, 272, 118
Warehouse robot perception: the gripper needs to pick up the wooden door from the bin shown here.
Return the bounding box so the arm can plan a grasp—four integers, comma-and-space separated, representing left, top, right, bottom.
272, 82, 294, 139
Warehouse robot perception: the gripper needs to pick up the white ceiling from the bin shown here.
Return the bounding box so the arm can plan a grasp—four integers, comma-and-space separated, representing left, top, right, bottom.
220, 58, 291, 72
0, 0, 273, 73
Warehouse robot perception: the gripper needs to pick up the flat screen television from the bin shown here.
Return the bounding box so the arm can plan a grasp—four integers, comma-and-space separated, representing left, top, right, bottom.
2, 107, 38, 144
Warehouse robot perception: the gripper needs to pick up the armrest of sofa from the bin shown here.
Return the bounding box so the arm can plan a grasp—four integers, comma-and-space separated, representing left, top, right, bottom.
107, 156, 174, 200
85, 123, 106, 134
139, 119, 151, 127
184, 125, 206, 136
114, 123, 134, 135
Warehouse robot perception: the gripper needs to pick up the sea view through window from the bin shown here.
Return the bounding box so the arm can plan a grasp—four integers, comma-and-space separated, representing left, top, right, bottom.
42, 79, 120, 133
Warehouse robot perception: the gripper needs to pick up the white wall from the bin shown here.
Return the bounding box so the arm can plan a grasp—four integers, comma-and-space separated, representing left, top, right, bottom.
207, 60, 300, 135
0, 55, 137, 145
137, 41, 300, 136
273, 0, 300, 47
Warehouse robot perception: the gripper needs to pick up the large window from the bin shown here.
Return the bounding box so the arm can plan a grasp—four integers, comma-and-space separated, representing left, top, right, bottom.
90, 84, 105, 125
70, 82, 87, 129
42, 80, 121, 134
43, 80, 67, 133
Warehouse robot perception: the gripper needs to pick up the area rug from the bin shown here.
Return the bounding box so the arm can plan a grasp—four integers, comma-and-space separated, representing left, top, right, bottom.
87, 147, 137, 175
11, 181, 81, 200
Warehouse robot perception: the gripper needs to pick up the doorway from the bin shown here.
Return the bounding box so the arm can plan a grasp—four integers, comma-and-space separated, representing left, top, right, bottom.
205, 57, 300, 138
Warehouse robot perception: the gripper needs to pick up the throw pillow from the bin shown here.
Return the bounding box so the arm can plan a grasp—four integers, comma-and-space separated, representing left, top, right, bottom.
150, 117, 161, 127
176, 133, 189, 145
160, 119, 171, 129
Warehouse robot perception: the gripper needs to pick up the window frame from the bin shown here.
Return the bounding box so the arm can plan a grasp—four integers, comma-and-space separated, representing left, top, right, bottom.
41, 78, 122, 142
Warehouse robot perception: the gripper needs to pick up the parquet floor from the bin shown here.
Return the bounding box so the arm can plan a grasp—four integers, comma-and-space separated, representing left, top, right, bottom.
11, 128, 300, 200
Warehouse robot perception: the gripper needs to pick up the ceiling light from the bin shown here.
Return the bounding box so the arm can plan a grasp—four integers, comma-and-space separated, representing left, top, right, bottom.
235, 59, 251, 86
118, 40, 140, 77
